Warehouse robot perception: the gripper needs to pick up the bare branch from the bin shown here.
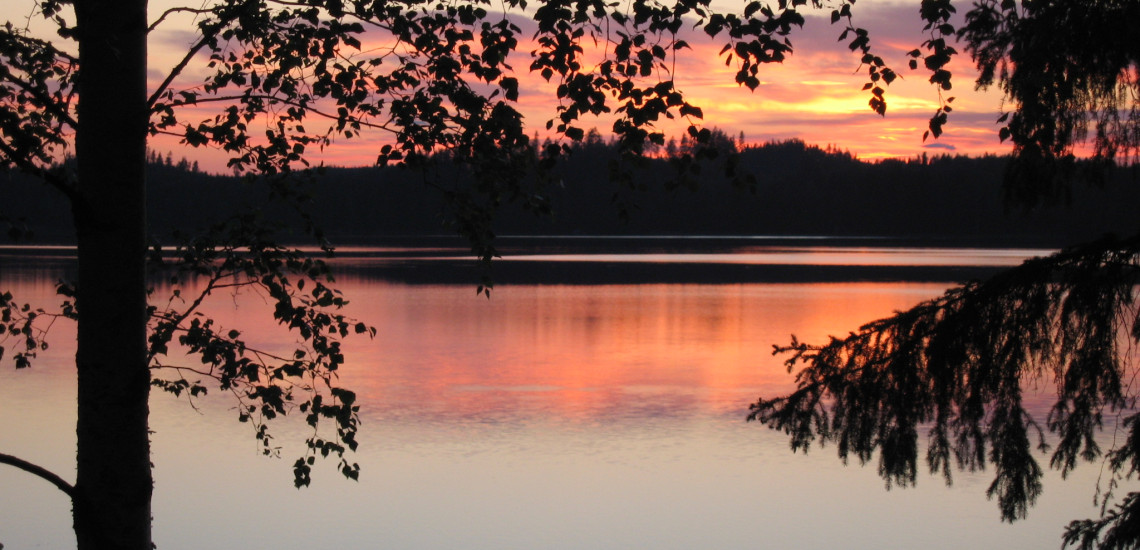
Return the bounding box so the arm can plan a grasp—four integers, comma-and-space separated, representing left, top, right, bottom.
0, 452, 75, 498
147, 31, 220, 111
148, 6, 214, 33
149, 363, 218, 379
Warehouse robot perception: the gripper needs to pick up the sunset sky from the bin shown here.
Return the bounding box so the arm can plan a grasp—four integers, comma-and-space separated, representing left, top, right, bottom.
4, 0, 1012, 171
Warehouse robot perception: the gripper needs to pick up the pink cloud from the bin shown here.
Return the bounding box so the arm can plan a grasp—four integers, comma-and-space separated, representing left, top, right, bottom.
137, 3, 1011, 171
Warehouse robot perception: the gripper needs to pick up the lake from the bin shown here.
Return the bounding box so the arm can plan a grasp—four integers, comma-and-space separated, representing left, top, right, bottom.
0, 238, 1120, 549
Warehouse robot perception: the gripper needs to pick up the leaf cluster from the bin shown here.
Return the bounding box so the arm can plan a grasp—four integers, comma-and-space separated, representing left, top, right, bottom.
0, 23, 77, 196
0, 289, 70, 369
145, 212, 374, 487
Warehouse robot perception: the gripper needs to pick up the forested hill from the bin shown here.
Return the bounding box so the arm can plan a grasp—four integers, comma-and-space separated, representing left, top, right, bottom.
3, 139, 1137, 246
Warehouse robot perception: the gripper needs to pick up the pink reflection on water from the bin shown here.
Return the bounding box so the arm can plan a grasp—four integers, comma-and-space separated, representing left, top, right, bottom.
322, 280, 951, 425
0, 250, 1119, 550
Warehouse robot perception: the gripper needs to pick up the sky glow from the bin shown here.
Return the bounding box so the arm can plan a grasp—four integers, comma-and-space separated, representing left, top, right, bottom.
2, 0, 1013, 171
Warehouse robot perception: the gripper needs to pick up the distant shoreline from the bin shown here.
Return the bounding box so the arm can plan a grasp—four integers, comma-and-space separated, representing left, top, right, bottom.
1, 233, 1062, 256
1, 237, 1045, 285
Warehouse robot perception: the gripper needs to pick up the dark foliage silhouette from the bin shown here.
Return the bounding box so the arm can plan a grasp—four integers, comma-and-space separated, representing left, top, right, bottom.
751, 234, 1140, 523
754, 2, 1140, 547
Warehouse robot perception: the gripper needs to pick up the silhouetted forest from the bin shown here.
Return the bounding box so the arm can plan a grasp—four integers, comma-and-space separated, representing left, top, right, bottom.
3, 139, 1137, 246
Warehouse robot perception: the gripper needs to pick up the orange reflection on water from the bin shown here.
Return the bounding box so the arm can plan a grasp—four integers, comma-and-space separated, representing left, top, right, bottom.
319, 280, 951, 424
3, 257, 1113, 550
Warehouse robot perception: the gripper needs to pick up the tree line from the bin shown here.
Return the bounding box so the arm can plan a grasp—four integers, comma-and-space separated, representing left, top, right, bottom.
4, 137, 1136, 246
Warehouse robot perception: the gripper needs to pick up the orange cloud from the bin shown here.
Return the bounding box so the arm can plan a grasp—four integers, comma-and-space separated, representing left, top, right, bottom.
131, 2, 1014, 170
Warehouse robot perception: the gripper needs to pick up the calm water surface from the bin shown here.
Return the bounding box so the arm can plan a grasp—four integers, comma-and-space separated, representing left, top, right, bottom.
0, 241, 1118, 549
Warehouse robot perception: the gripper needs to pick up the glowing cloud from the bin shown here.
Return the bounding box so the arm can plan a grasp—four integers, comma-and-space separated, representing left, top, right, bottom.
3, 0, 1013, 170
